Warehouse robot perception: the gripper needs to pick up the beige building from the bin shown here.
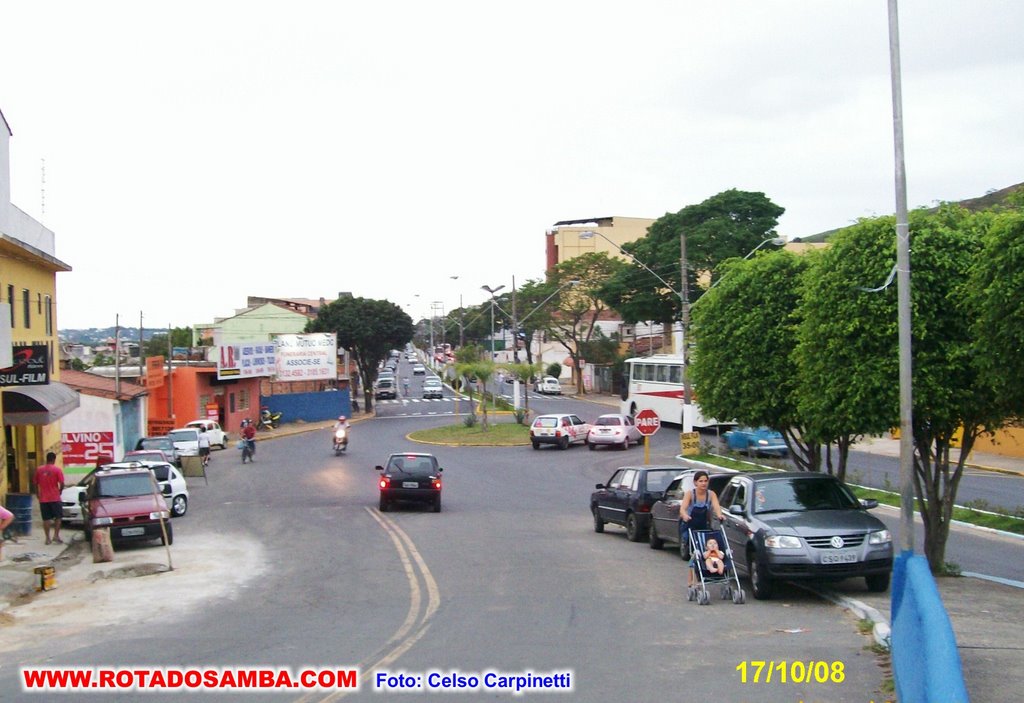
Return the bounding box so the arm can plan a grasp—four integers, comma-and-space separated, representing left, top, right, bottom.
545, 216, 656, 271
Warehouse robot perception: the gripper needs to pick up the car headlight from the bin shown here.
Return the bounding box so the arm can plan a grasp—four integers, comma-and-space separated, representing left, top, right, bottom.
150, 511, 170, 520
92, 517, 113, 526
764, 535, 802, 549
868, 529, 892, 545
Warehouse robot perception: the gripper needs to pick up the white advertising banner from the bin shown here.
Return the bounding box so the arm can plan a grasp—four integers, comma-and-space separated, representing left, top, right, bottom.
274, 333, 337, 380
217, 343, 277, 380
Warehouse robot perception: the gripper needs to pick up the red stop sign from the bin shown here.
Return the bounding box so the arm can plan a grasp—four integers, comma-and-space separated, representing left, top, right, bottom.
634, 409, 661, 436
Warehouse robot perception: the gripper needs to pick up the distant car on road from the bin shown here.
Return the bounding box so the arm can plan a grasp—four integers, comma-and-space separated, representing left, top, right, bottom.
412, 363, 427, 375
591, 466, 681, 542
375, 378, 398, 400
723, 427, 789, 457
587, 413, 643, 450
422, 377, 444, 399
168, 428, 201, 459
533, 376, 561, 394
529, 413, 590, 450
184, 419, 227, 449
717, 472, 893, 599
376, 453, 443, 512
134, 436, 179, 465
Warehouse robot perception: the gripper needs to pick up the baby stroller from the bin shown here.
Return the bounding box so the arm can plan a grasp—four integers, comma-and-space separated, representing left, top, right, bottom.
686, 528, 745, 605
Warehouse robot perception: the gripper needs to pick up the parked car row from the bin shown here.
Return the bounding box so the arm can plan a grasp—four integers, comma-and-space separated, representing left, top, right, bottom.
591, 466, 894, 600
529, 413, 643, 451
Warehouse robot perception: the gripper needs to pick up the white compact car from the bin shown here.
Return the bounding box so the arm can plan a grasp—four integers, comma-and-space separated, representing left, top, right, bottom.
62, 460, 190, 523
534, 376, 562, 394
184, 419, 227, 449
529, 413, 591, 450
587, 413, 644, 450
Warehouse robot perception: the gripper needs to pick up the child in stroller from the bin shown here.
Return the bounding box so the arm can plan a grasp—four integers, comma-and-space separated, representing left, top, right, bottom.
687, 528, 745, 606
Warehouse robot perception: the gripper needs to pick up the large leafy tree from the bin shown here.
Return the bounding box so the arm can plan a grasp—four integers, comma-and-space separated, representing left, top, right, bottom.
540, 252, 623, 393
602, 189, 785, 346
306, 297, 413, 412
144, 327, 194, 357
690, 250, 839, 473
796, 206, 1003, 571
970, 210, 1024, 416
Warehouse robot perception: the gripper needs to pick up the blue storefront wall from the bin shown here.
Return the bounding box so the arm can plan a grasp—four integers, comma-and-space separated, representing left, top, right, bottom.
259, 389, 351, 424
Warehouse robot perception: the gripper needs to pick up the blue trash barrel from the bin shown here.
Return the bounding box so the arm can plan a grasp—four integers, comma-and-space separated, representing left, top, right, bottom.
4, 493, 33, 536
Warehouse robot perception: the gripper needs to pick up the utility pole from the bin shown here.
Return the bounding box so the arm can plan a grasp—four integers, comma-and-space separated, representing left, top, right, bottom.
511, 276, 519, 363
680, 230, 692, 430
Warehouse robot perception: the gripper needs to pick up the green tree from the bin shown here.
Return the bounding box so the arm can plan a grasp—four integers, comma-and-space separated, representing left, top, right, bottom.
797, 206, 1003, 571
602, 189, 785, 346
541, 252, 621, 394
306, 297, 414, 412
504, 361, 542, 420
144, 327, 194, 357
970, 210, 1024, 416
690, 249, 840, 473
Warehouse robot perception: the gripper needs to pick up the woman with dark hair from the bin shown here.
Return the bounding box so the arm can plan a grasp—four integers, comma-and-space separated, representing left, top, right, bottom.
679, 470, 725, 587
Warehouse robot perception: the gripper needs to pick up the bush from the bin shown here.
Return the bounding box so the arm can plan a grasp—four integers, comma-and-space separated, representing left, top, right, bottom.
463, 414, 478, 428
545, 362, 562, 378
513, 408, 530, 425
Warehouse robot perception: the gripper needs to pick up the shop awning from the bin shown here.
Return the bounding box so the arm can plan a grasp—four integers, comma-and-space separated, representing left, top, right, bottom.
2, 382, 80, 426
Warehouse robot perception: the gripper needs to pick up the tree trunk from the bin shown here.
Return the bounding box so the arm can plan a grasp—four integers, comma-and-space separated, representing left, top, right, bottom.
912, 432, 970, 573
782, 428, 821, 472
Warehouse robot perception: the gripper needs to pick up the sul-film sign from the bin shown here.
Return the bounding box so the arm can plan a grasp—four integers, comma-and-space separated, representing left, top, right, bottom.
274, 333, 337, 380
0, 344, 49, 386
217, 343, 277, 380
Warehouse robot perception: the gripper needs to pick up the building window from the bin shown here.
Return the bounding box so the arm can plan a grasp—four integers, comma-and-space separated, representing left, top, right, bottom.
44, 296, 52, 335
7, 285, 14, 326
37, 292, 42, 314
22, 289, 30, 328
238, 388, 250, 410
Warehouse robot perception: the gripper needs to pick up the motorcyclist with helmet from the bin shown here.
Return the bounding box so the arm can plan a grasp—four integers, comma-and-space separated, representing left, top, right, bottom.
333, 415, 350, 454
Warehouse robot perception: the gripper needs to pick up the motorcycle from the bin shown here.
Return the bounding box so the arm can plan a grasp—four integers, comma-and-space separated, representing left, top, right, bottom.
333, 426, 349, 455
259, 408, 282, 430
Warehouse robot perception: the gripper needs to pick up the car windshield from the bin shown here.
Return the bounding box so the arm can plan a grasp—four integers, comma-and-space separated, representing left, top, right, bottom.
595, 416, 623, 426
96, 474, 155, 497
168, 430, 198, 442
645, 470, 679, 492
754, 478, 861, 514
140, 438, 172, 450
425, 380, 441, 386
387, 456, 438, 476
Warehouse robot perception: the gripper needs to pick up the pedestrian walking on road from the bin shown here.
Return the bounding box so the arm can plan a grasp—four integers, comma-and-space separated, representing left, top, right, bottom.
241, 420, 257, 463
198, 429, 211, 467
33, 451, 65, 545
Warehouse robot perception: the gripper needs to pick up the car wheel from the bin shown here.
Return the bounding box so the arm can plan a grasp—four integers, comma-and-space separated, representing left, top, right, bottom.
379, 496, 390, 512
171, 494, 188, 517
592, 508, 605, 533
588, 442, 595, 451
620, 438, 629, 450
625, 513, 644, 542
866, 573, 890, 593
161, 521, 174, 546
532, 440, 540, 450
750, 552, 773, 600
433, 496, 442, 513
649, 523, 664, 550
558, 436, 569, 450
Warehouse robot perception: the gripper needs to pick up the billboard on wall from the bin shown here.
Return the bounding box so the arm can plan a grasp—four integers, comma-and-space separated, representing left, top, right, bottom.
274, 333, 337, 381
217, 343, 276, 380
62, 431, 115, 466
0, 344, 50, 385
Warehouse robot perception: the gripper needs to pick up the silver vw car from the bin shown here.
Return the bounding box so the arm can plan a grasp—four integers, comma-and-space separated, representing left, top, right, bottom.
717, 472, 893, 600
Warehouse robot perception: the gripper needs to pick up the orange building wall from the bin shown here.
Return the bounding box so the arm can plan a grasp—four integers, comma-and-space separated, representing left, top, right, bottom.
146, 365, 262, 436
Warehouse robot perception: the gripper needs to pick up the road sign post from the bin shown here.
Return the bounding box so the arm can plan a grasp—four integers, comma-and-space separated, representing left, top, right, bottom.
635, 409, 661, 465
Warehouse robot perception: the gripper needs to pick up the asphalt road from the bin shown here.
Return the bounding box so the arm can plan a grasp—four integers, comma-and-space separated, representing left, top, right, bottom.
4, 410, 895, 703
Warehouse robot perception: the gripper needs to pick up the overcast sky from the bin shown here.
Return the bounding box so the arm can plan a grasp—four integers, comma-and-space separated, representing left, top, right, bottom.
2, 1, 1021, 330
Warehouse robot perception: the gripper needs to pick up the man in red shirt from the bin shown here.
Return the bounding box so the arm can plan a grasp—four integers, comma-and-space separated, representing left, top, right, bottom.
33, 451, 65, 545
241, 420, 257, 463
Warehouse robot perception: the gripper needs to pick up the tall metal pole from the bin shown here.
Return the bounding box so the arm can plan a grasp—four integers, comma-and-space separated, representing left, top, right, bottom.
511, 276, 519, 363
680, 231, 692, 430
888, 0, 915, 553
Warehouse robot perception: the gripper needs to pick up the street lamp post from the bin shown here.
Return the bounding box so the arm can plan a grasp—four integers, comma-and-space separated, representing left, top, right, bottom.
481, 284, 505, 397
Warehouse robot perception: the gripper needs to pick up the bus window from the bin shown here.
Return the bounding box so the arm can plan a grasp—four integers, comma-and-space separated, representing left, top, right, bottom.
669, 365, 682, 384
656, 365, 670, 383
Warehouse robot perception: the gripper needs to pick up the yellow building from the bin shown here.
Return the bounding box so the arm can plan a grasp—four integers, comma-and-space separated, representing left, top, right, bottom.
1, 107, 75, 501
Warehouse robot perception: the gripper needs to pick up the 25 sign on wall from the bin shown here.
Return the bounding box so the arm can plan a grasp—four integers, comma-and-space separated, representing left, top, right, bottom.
62, 432, 115, 465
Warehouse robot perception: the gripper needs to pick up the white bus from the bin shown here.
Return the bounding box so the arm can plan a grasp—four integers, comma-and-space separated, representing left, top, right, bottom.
618, 354, 712, 431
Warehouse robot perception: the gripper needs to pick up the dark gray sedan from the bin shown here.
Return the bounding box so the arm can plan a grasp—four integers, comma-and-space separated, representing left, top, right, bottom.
648, 470, 736, 555
717, 472, 893, 600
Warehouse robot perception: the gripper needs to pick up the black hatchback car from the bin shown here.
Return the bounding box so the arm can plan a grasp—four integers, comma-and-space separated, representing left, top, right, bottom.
377, 453, 443, 513
591, 466, 681, 542
717, 472, 893, 600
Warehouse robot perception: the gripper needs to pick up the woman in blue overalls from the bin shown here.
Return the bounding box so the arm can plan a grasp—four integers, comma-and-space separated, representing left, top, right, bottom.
679, 470, 725, 588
